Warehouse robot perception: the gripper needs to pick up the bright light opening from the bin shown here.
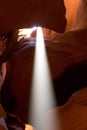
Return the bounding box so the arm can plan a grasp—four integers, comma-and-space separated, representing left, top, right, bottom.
18, 26, 37, 41
28, 27, 58, 130
18, 27, 57, 42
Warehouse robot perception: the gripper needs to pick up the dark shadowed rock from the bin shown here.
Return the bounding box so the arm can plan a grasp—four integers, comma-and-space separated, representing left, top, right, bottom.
0, 0, 66, 36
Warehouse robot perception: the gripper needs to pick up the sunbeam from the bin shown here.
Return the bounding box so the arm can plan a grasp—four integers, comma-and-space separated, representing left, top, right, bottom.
28, 27, 57, 130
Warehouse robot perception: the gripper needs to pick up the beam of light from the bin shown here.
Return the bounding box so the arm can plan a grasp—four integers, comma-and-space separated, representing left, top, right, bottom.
28, 27, 59, 130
